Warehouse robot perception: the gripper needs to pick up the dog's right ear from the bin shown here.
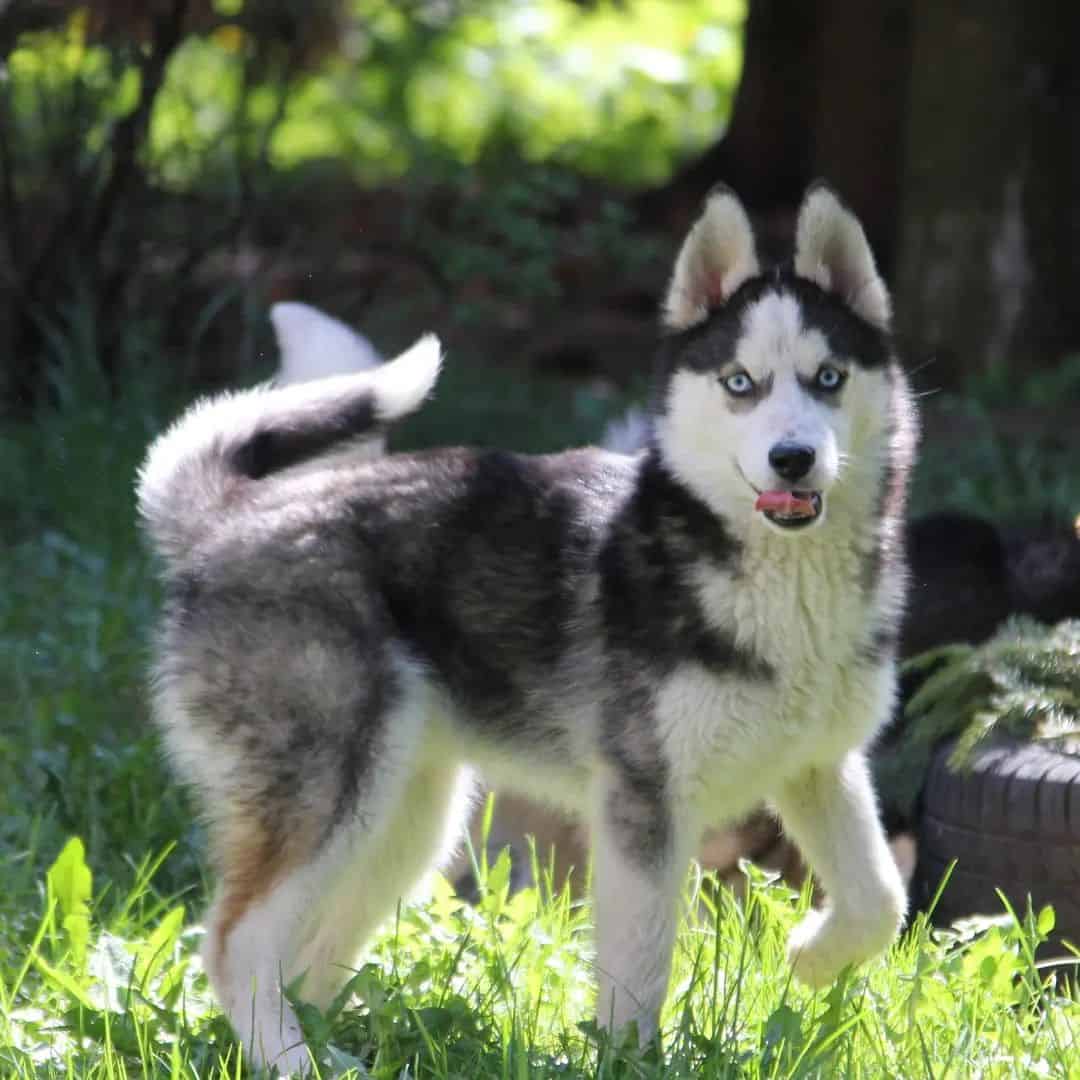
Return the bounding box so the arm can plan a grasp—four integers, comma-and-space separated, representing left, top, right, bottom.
662, 186, 759, 332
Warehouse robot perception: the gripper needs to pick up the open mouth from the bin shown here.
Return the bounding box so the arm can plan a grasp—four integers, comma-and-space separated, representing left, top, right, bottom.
753, 489, 823, 530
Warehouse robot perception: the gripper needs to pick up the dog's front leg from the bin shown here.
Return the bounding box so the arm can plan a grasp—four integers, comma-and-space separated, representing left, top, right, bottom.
771, 749, 907, 987
591, 769, 691, 1045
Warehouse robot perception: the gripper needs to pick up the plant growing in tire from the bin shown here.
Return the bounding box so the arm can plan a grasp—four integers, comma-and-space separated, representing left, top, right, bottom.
875, 618, 1080, 946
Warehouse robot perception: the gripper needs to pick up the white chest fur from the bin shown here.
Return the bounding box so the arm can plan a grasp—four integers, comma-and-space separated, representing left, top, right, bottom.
703, 524, 870, 670
659, 524, 893, 821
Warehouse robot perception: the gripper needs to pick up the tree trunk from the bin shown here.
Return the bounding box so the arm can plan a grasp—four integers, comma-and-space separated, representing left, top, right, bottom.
808, 0, 910, 274
636, 0, 910, 273
892, 0, 1080, 383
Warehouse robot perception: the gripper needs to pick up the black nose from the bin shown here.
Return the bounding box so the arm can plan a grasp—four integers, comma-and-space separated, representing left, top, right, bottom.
769, 442, 816, 482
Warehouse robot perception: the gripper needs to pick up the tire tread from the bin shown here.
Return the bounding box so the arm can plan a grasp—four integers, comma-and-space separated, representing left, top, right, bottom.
917, 740, 1080, 942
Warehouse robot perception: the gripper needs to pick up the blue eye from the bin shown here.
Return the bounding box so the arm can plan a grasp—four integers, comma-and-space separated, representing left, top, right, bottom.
815, 365, 846, 392
723, 371, 755, 396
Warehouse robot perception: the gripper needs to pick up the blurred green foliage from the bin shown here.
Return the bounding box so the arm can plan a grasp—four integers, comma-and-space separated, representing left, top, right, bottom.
962, 352, 1080, 408
910, 398, 1080, 523
1, 0, 741, 403
8, 1, 744, 192
178, 0, 743, 186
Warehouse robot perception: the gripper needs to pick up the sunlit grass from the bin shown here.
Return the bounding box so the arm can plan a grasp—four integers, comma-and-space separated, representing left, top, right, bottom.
2, 342, 1078, 1077
3, 836, 1077, 1077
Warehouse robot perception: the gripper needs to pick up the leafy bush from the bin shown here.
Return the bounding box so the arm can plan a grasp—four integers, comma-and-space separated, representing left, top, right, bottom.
911, 398, 1080, 523
962, 352, 1080, 409
3, 1, 730, 405
877, 618, 1080, 817
153, 0, 745, 188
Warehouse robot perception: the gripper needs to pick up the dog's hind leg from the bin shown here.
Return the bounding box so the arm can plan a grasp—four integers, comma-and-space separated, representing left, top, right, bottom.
288, 763, 475, 1010
202, 820, 344, 1076
202, 758, 471, 1075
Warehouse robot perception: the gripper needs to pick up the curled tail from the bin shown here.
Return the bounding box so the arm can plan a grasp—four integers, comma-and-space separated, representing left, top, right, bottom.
137, 334, 442, 564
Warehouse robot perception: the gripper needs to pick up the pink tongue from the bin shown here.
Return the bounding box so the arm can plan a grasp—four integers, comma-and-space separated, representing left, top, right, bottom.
755, 490, 816, 517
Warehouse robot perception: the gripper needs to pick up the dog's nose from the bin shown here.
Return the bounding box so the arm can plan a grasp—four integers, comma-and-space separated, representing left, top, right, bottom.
768, 442, 816, 482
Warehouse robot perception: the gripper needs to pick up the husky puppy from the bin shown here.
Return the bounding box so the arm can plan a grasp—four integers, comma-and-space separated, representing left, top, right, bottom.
138, 185, 915, 1073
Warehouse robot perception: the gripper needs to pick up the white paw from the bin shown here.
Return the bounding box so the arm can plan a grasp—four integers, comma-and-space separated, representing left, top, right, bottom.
787, 894, 904, 989
787, 908, 842, 988
249, 1033, 312, 1077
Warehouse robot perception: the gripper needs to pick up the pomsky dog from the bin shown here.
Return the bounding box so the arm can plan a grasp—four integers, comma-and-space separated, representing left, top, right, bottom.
138, 184, 916, 1073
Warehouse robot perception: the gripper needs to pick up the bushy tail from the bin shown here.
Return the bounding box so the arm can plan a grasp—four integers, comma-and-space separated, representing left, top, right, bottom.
137, 334, 441, 563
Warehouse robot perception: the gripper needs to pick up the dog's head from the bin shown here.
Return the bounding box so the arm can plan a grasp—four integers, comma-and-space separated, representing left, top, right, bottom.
654, 184, 906, 535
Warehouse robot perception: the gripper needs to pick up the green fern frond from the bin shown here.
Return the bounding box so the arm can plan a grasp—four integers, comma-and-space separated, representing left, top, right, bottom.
876, 618, 1080, 815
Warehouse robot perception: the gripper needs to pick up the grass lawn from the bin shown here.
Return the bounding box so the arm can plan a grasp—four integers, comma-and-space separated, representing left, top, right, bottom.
2, 354, 1078, 1078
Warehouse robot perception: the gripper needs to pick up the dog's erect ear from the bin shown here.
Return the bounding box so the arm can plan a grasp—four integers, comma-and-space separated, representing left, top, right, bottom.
270, 302, 383, 385
793, 184, 891, 330
662, 186, 759, 331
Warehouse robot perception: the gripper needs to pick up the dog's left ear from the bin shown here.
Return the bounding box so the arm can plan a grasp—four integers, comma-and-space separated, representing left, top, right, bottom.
794, 184, 891, 330
663, 186, 759, 331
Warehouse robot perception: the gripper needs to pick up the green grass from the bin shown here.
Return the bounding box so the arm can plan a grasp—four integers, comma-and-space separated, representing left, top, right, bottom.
2, 350, 1078, 1077
6, 836, 1079, 1078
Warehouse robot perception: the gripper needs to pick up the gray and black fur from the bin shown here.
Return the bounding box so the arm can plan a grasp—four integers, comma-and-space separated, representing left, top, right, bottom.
139, 185, 916, 1073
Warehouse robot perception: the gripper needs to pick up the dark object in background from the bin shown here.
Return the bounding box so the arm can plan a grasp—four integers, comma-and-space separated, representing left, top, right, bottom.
878, 510, 1080, 938
1005, 518, 1080, 625
877, 511, 1080, 833
917, 739, 1080, 947
896, 509, 1080, 662
900, 511, 1011, 658
891, 509, 1080, 713
877, 510, 1012, 823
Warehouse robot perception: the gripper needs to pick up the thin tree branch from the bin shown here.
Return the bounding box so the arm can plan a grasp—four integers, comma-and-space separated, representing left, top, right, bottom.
82, 0, 190, 261
0, 83, 21, 273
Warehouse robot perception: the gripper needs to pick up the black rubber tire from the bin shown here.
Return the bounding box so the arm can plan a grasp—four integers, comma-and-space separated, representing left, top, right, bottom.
915, 739, 1080, 945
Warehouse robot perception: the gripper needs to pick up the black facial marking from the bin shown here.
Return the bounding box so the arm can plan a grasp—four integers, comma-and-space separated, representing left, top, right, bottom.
656, 272, 891, 391
599, 453, 772, 682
